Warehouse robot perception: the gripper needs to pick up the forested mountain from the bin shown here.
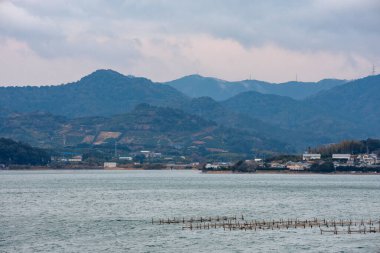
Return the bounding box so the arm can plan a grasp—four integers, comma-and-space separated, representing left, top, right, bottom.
0, 69, 188, 117
165, 74, 346, 100
222, 75, 380, 145
0, 105, 291, 158
0, 70, 378, 155
307, 74, 380, 136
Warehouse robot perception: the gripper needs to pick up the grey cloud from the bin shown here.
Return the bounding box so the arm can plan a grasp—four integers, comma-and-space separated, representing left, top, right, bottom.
0, 0, 143, 65
1, 0, 380, 62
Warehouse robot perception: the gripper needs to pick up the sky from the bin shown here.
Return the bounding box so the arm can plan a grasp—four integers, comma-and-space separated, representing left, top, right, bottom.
0, 0, 379, 85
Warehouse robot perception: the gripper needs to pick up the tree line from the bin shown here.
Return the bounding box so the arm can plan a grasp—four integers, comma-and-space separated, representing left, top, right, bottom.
0, 138, 50, 166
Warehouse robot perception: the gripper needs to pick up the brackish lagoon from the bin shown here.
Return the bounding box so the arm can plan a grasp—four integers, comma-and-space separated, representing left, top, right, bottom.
1, 170, 380, 252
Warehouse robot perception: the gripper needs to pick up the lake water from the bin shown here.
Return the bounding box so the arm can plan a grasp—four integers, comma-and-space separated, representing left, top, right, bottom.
1, 170, 380, 252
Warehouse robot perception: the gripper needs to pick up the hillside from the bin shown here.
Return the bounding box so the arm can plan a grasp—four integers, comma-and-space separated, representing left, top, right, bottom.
0, 69, 189, 117
222, 82, 376, 146
0, 70, 378, 154
177, 96, 305, 148
0, 104, 292, 159
0, 138, 50, 165
311, 138, 380, 156
307, 74, 380, 136
165, 74, 346, 100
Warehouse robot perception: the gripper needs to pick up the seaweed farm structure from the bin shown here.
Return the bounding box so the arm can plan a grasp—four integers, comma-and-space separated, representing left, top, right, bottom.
152, 216, 380, 235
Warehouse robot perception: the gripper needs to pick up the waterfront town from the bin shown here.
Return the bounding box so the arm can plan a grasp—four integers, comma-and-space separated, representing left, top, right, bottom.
45, 149, 380, 173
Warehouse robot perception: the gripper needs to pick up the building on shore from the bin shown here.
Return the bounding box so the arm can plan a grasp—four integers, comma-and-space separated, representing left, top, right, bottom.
140, 150, 162, 158
332, 154, 352, 160
68, 155, 82, 162
357, 154, 378, 165
286, 162, 306, 171
104, 162, 117, 168
302, 153, 321, 161
119, 156, 133, 161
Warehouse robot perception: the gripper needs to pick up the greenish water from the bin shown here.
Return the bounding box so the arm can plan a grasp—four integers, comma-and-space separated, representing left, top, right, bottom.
1, 170, 380, 252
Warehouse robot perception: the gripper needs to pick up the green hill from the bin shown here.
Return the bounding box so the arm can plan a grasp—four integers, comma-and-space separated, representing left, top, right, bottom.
0, 69, 188, 117
0, 70, 378, 154
307, 74, 380, 136
222, 76, 380, 146
0, 105, 292, 159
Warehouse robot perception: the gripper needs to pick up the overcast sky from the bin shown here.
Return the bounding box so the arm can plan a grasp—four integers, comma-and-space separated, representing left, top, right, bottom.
0, 0, 379, 85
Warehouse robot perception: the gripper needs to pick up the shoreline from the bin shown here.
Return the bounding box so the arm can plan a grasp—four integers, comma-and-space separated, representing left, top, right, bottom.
1, 167, 379, 175
202, 170, 379, 175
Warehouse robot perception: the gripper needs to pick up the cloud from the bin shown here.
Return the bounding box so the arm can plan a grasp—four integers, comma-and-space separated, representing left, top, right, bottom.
0, 0, 379, 84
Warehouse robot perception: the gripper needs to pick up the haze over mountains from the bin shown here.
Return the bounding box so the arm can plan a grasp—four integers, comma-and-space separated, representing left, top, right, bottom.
0, 69, 379, 158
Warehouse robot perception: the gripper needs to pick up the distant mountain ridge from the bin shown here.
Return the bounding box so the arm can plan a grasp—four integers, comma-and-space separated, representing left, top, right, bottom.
165, 74, 346, 100
221, 75, 380, 146
307, 74, 380, 136
0, 69, 378, 154
0, 69, 189, 117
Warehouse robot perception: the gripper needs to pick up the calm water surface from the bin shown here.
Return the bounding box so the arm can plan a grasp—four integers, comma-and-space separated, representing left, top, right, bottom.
1, 170, 380, 252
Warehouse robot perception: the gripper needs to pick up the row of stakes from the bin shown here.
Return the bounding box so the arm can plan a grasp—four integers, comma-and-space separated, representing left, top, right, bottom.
152, 216, 380, 234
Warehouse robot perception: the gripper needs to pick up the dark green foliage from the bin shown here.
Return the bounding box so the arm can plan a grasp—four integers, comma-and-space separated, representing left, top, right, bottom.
142, 163, 165, 170
134, 154, 145, 164
0, 138, 50, 165
312, 138, 380, 156
335, 166, 380, 173
82, 150, 112, 163
231, 160, 258, 173
310, 162, 335, 173
0, 104, 291, 157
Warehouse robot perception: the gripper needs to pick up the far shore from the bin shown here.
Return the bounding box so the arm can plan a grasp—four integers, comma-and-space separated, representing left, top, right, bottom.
202, 170, 379, 175
1, 166, 379, 175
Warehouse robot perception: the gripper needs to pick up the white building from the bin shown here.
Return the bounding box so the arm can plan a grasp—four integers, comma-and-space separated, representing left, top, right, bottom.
205, 163, 220, 169
332, 154, 351, 160
119, 157, 133, 161
140, 151, 162, 158
302, 153, 321, 161
68, 155, 82, 162
104, 162, 117, 168
357, 154, 378, 165
286, 162, 305, 171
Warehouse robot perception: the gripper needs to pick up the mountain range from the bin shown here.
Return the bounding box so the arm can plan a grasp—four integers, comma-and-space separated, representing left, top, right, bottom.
0, 70, 188, 117
0, 69, 379, 158
0, 105, 289, 160
165, 74, 347, 100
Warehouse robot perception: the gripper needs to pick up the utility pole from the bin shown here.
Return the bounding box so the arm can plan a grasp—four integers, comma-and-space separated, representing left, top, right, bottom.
372, 64, 376, 76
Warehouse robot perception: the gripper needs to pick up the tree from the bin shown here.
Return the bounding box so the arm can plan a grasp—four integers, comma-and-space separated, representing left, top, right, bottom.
231, 160, 258, 173
310, 162, 335, 173
0, 138, 50, 166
